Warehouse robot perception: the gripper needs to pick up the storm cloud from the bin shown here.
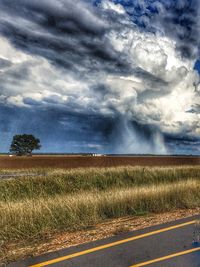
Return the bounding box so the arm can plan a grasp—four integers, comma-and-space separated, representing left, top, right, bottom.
115, 0, 200, 59
0, 0, 199, 154
0, 0, 130, 73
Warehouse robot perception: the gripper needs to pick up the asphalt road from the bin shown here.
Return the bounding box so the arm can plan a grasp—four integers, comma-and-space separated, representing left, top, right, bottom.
9, 215, 200, 267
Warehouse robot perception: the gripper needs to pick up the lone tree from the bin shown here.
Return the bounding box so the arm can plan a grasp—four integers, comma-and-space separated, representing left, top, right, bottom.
10, 134, 41, 156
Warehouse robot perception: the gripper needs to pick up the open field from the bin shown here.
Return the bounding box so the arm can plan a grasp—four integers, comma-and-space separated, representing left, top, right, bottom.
0, 155, 199, 169
1, 165, 200, 263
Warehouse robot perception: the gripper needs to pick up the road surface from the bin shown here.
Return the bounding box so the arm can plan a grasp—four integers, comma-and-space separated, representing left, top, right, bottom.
9, 215, 200, 267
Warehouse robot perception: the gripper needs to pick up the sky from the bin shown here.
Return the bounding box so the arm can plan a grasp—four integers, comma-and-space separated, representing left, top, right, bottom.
0, 0, 200, 154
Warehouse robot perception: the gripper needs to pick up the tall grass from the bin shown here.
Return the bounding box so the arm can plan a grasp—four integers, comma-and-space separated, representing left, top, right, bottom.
1, 180, 200, 242
1, 166, 200, 201
1, 166, 200, 243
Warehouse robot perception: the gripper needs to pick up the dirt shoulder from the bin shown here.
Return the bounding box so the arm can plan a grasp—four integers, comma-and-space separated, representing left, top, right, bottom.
1, 208, 200, 265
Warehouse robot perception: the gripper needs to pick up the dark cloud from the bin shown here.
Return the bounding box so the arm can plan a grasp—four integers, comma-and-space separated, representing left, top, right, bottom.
115, 0, 200, 59
0, 60, 31, 95
0, 0, 131, 74
0, 104, 115, 153
0, 0, 199, 154
1, 103, 196, 154
165, 134, 200, 155
187, 104, 200, 114
155, 0, 200, 59
0, 57, 12, 69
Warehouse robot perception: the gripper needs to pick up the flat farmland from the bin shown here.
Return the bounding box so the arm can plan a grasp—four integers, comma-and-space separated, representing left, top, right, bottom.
0, 155, 199, 169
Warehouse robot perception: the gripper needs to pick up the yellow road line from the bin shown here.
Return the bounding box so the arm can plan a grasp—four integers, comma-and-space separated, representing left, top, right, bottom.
130, 247, 200, 267
30, 220, 196, 267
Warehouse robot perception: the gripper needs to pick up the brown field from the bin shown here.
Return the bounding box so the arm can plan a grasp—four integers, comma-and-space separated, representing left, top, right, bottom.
0, 155, 199, 169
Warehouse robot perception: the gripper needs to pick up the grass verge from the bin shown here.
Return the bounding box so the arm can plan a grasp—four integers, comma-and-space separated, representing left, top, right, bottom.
1, 166, 200, 201
0, 166, 200, 263
1, 179, 200, 241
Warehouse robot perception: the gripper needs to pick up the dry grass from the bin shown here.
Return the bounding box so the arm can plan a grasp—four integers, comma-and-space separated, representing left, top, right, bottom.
1, 166, 200, 201
2, 208, 200, 264
1, 179, 200, 241
0, 166, 200, 263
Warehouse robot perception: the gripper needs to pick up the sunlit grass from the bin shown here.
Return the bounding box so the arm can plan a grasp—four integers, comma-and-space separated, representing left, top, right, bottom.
1, 166, 200, 201
1, 166, 200, 243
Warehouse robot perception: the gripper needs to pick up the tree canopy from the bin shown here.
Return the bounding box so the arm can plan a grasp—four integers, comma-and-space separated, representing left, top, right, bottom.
10, 134, 41, 156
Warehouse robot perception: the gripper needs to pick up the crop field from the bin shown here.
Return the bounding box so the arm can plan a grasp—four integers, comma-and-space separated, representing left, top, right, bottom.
0, 155, 199, 169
